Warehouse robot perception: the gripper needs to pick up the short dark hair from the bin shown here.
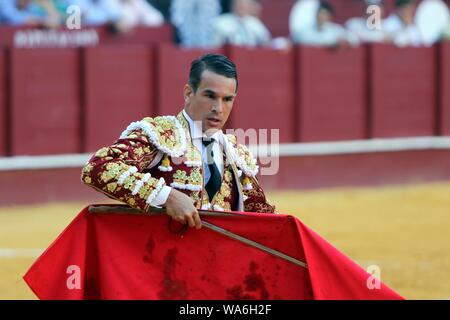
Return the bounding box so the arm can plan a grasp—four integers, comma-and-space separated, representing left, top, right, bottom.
318, 1, 334, 15
188, 54, 238, 93
395, 0, 413, 8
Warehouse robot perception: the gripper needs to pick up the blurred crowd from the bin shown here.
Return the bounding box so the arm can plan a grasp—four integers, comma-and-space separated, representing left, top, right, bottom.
1, 0, 450, 48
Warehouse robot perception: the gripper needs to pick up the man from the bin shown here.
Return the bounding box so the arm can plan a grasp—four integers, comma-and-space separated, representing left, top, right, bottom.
415, 0, 450, 46
111, 0, 164, 33
81, 54, 276, 230
383, 0, 423, 47
212, 0, 271, 47
291, 1, 357, 47
170, 0, 221, 48
0, 0, 60, 26
289, 0, 319, 39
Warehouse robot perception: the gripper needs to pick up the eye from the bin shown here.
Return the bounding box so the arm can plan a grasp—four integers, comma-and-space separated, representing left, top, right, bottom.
225, 97, 234, 102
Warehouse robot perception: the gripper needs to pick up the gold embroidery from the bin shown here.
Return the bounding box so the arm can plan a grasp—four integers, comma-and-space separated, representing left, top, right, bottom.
100, 163, 127, 183
225, 134, 258, 177
186, 144, 202, 163
191, 191, 201, 206
123, 175, 137, 190
224, 171, 233, 183
143, 146, 151, 153
173, 169, 188, 185
162, 154, 170, 167
158, 154, 173, 171
187, 167, 202, 186
95, 147, 109, 158
82, 163, 94, 174
107, 182, 117, 193
244, 187, 266, 198
144, 116, 185, 152
139, 184, 152, 199
134, 147, 145, 158
211, 163, 235, 210
220, 183, 231, 198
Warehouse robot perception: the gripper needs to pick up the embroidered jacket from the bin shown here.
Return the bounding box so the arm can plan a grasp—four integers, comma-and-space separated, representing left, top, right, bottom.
81, 111, 276, 213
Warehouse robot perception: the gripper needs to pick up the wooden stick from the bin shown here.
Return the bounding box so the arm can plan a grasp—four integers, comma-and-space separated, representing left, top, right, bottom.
88, 205, 239, 217
201, 220, 308, 269
88, 205, 308, 269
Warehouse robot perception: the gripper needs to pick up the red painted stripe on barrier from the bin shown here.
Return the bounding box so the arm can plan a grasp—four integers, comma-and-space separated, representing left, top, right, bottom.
258, 149, 450, 190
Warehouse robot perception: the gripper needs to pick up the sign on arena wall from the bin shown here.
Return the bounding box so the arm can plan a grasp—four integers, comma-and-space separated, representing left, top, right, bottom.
0, 26, 172, 49
13, 29, 99, 48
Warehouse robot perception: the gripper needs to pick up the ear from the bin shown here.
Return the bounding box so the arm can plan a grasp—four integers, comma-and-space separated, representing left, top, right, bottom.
183, 84, 193, 103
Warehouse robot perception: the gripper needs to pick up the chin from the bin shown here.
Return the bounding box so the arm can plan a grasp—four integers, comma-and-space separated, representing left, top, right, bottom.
203, 127, 220, 136
202, 123, 221, 135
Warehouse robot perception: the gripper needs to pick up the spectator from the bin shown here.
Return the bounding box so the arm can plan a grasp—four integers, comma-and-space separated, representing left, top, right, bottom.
170, 0, 221, 48
415, 0, 450, 46
69, 0, 121, 26
247, 0, 262, 18
112, 0, 164, 32
346, 0, 388, 44
220, 0, 233, 14
212, 0, 271, 47
443, 22, 450, 40
383, 0, 423, 47
0, 0, 60, 27
289, 0, 319, 39
147, 0, 171, 21
292, 1, 357, 47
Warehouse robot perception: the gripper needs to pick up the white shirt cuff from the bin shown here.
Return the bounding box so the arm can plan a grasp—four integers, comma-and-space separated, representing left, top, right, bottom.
151, 186, 172, 207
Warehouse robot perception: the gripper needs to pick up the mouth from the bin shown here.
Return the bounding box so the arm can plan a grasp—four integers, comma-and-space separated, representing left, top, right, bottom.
206, 117, 222, 127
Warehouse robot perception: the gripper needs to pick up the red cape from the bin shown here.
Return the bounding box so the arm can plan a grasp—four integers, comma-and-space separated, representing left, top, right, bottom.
24, 205, 403, 300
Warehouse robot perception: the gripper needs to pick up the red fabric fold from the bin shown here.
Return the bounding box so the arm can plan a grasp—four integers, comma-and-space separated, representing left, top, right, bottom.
23, 205, 403, 300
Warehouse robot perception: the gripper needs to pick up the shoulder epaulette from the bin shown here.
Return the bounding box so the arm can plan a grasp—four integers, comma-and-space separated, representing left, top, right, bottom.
119, 116, 187, 158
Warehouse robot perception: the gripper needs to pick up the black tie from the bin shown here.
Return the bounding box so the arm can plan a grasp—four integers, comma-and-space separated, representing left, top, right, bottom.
202, 138, 222, 201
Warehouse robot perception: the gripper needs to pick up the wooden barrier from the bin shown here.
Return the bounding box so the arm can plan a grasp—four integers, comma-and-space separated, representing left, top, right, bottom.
229, 46, 295, 143
441, 42, 450, 136
83, 45, 156, 152
0, 43, 446, 157
10, 48, 81, 155
0, 49, 6, 156
370, 44, 436, 138
297, 46, 368, 142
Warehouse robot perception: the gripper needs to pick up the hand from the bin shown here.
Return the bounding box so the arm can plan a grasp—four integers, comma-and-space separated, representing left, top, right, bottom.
164, 189, 202, 229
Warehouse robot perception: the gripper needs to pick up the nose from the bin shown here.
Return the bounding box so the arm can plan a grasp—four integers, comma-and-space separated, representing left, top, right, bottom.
212, 99, 224, 114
